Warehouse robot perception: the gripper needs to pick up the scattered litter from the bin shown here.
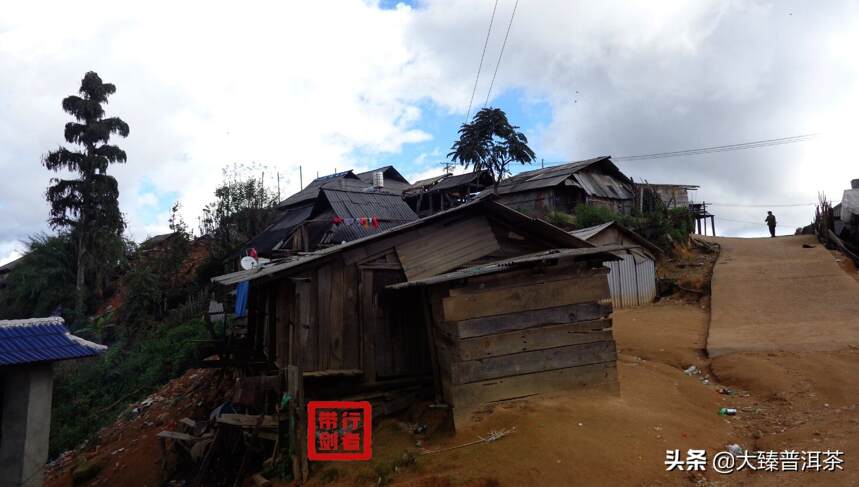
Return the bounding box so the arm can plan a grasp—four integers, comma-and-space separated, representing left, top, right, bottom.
684, 365, 699, 376
111, 448, 124, 455
419, 426, 516, 455
718, 408, 737, 416
702, 379, 710, 385
718, 388, 733, 395
726, 444, 744, 456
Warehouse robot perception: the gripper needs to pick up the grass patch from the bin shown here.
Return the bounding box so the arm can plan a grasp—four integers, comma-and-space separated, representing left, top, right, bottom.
49, 319, 208, 457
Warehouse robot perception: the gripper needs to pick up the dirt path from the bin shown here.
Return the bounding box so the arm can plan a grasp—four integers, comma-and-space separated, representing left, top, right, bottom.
704, 235, 859, 357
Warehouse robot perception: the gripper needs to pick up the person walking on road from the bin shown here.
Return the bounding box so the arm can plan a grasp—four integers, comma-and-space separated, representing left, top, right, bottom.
765, 211, 777, 237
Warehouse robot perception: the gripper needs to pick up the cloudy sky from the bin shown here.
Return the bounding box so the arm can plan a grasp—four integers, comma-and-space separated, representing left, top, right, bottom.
2, 0, 858, 265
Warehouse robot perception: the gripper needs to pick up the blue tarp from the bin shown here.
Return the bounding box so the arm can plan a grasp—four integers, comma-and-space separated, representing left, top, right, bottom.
235, 281, 249, 317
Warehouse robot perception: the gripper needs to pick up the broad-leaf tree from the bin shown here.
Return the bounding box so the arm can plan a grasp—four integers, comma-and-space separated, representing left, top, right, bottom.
448, 107, 536, 186
43, 71, 129, 318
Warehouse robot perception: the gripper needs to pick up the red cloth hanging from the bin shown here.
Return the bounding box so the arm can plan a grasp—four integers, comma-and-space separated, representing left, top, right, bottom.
332, 216, 344, 225
371, 216, 380, 228
360, 217, 368, 228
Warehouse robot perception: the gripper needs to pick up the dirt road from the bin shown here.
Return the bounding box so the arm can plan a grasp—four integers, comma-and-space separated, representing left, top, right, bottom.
704, 235, 859, 357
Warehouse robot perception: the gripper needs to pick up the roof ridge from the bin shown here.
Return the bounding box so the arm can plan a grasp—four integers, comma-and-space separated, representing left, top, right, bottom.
0, 316, 65, 327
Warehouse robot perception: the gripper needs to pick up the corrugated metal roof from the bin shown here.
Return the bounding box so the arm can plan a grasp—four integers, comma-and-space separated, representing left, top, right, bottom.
318, 189, 418, 244
0, 317, 107, 366
570, 221, 662, 257
572, 171, 634, 199
405, 171, 494, 196
212, 196, 593, 286
322, 189, 418, 221
386, 246, 625, 289
277, 171, 365, 208
355, 166, 411, 193
570, 222, 615, 241
242, 204, 315, 255
486, 156, 632, 199
432, 171, 492, 191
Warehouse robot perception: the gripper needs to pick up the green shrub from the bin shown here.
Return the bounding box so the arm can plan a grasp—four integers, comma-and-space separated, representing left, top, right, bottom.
545, 211, 576, 229
49, 319, 208, 457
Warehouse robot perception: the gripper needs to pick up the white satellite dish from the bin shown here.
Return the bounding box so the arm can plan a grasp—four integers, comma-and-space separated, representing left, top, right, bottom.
240, 256, 258, 270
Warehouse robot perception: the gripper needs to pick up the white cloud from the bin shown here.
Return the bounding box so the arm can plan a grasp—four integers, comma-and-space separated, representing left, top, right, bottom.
1, 0, 858, 245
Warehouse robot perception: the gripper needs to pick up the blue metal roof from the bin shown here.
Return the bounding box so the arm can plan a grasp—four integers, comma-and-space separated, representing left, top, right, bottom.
0, 317, 107, 366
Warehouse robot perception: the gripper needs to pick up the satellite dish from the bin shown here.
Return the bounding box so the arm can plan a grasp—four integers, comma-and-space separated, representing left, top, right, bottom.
240, 256, 258, 270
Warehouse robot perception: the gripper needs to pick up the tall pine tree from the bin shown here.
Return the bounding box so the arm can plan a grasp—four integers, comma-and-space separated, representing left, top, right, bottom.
43, 71, 129, 318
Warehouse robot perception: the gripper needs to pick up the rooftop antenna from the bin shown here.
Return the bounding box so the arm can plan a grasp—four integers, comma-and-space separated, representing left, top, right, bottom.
440, 161, 455, 175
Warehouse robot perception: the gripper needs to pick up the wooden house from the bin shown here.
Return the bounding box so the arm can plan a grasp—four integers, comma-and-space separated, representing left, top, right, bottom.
240, 167, 414, 258
388, 247, 622, 427
571, 222, 661, 308
403, 170, 495, 217
212, 197, 621, 424
636, 183, 699, 210
487, 156, 634, 218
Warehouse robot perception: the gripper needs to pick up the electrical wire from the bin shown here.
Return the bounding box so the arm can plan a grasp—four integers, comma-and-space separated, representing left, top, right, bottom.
542, 133, 819, 165
709, 202, 817, 208
465, 0, 499, 122
614, 133, 818, 161
484, 0, 519, 107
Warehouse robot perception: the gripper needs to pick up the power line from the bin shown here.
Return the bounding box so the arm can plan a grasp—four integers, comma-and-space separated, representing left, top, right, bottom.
709, 202, 817, 208
614, 133, 819, 161
543, 133, 819, 165
465, 0, 499, 122
484, 0, 519, 107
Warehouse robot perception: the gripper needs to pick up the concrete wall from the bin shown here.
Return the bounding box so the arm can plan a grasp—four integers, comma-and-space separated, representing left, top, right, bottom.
0, 363, 54, 487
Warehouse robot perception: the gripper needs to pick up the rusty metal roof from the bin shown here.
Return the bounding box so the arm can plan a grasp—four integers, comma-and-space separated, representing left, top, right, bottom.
570, 221, 662, 257
321, 189, 417, 222
487, 156, 633, 198
212, 196, 593, 286
386, 246, 625, 289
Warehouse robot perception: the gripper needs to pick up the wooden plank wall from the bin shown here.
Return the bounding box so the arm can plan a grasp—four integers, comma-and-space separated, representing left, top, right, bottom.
283, 256, 362, 373
430, 263, 618, 427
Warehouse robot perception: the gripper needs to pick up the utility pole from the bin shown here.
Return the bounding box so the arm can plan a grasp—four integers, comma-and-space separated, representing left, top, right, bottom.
299, 166, 303, 189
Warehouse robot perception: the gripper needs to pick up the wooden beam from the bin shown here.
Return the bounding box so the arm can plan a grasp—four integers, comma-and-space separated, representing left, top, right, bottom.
456, 303, 612, 338
449, 361, 618, 408
456, 319, 613, 361
216, 414, 278, 429
449, 340, 616, 384
442, 276, 610, 322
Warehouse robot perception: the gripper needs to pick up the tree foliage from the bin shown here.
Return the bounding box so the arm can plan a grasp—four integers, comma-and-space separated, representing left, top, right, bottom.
0, 234, 77, 320
119, 203, 193, 333
199, 163, 279, 259
448, 107, 536, 185
42, 71, 129, 319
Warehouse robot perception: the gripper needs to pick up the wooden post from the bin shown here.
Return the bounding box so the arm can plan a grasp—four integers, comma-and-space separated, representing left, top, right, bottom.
287, 365, 308, 484
711, 216, 716, 236
421, 288, 444, 404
